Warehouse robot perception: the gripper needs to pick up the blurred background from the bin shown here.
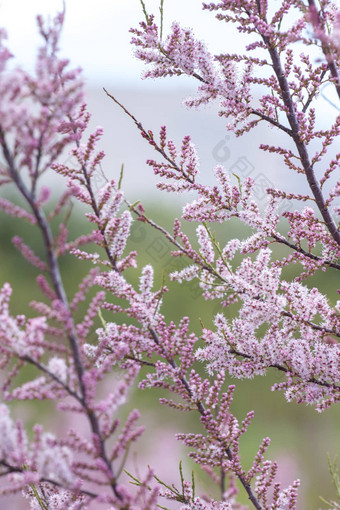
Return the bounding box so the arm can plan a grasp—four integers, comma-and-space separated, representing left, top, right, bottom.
0, 1, 339, 508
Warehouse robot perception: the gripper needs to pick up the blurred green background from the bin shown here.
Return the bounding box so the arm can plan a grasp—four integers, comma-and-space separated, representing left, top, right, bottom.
0, 197, 339, 510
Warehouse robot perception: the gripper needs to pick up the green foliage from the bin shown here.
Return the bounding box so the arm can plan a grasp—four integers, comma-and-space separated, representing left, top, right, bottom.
320, 456, 340, 509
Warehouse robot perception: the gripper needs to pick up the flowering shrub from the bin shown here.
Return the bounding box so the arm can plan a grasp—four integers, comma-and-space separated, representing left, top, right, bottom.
0, 1, 339, 509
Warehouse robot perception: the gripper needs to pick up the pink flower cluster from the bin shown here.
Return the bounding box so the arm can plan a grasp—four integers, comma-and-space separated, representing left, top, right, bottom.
0, 1, 339, 509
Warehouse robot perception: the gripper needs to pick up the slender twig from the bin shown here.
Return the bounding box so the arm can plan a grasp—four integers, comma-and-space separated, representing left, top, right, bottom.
271, 233, 340, 271
302, 69, 328, 113
0, 128, 123, 502
0, 460, 97, 499
228, 348, 340, 391
153, 49, 294, 137
130, 13, 339, 245
103, 89, 195, 184
21, 355, 82, 403
253, 4, 340, 247
105, 93, 340, 271
159, 0, 165, 41
308, 0, 340, 101
139, 0, 150, 24
220, 469, 226, 498
283, 310, 340, 338
126, 356, 156, 367
125, 202, 340, 339
147, 326, 263, 510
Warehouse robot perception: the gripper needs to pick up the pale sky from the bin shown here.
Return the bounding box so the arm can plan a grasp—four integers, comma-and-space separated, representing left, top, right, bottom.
1, 0, 339, 110
0, 0, 338, 117
0, 0, 248, 87
0, 0, 338, 200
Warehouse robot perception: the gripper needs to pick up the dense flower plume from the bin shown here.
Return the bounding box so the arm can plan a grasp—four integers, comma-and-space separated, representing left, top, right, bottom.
0, 1, 339, 509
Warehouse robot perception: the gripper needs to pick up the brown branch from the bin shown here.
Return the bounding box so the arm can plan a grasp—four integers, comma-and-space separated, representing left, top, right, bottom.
0, 130, 123, 502
156, 49, 294, 136
302, 69, 328, 113
0, 460, 97, 499
103, 89, 195, 184
21, 355, 82, 403
229, 348, 340, 391
127, 204, 340, 338
255, 19, 340, 246
308, 0, 340, 102
139, 21, 339, 245
147, 326, 263, 510
271, 233, 340, 270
